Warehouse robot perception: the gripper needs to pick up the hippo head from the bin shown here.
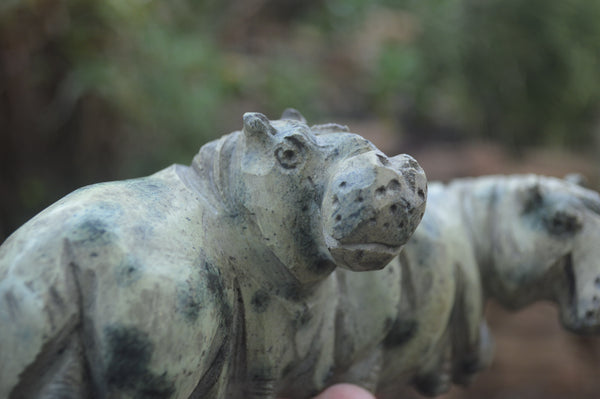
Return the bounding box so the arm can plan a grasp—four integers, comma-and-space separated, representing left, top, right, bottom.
485, 176, 600, 333
231, 110, 426, 283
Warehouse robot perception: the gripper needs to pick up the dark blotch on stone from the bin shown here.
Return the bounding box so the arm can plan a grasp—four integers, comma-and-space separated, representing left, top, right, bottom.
282, 362, 295, 377
384, 317, 393, 330
4, 290, 19, 319
104, 325, 175, 398
279, 282, 301, 301
308, 258, 336, 275
293, 309, 313, 328
49, 286, 65, 309
251, 289, 271, 313
176, 261, 223, 323
206, 268, 222, 296
129, 180, 165, 197
177, 282, 204, 322
72, 219, 113, 246
384, 318, 418, 348
115, 256, 144, 287
412, 371, 447, 397
460, 354, 485, 376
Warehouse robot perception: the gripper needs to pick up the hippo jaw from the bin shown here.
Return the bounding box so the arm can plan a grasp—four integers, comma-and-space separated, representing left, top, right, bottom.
322, 152, 427, 271
556, 252, 600, 334
325, 238, 402, 272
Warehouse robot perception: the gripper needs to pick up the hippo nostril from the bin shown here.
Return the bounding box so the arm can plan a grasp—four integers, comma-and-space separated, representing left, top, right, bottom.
398, 221, 405, 228
390, 204, 398, 213
332, 195, 339, 205
339, 181, 347, 188
335, 214, 342, 222
357, 196, 364, 203
375, 186, 386, 198
384, 222, 390, 228
418, 189, 425, 200
387, 179, 401, 191
403, 158, 420, 170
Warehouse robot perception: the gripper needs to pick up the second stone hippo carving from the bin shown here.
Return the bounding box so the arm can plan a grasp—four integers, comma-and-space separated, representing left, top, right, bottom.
373, 174, 600, 398
0, 110, 427, 398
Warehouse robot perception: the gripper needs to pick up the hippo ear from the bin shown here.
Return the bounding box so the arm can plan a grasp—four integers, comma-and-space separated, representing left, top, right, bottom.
281, 108, 307, 124
311, 123, 350, 134
564, 173, 588, 188
243, 112, 277, 141
581, 191, 600, 216
520, 182, 544, 214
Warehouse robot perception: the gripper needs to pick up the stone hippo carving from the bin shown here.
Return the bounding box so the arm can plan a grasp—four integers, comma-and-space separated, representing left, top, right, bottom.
369, 174, 600, 398
0, 110, 427, 399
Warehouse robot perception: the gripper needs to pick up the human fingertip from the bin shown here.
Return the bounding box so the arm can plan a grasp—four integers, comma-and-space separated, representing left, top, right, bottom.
313, 383, 376, 399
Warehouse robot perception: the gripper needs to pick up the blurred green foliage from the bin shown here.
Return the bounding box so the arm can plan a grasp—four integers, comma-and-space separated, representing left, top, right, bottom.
2, 0, 600, 239
372, 0, 600, 148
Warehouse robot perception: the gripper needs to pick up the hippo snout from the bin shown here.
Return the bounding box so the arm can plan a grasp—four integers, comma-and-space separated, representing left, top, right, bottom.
323, 152, 427, 271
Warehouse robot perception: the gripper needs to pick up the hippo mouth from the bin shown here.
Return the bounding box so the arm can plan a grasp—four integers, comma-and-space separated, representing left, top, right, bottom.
325, 234, 402, 272
557, 253, 600, 334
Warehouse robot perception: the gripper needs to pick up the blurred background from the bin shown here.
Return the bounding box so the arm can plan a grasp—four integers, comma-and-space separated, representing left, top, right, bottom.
1, 0, 600, 397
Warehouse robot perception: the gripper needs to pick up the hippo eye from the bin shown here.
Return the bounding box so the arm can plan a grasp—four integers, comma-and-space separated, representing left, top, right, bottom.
275, 137, 305, 169
545, 210, 583, 236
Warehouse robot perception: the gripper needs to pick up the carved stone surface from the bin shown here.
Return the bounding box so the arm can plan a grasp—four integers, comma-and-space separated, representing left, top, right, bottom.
0, 110, 427, 399
373, 174, 600, 398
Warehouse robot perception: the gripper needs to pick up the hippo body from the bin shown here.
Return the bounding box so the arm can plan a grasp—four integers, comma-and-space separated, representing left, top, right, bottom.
0, 111, 427, 399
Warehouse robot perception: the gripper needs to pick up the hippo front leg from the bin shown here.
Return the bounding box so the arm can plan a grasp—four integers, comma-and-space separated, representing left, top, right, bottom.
447, 260, 493, 385
244, 371, 278, 399
242, 313, 289, 399
451, 323, 494, 386
411, 335, 453, 396
411, 319, 493, 397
